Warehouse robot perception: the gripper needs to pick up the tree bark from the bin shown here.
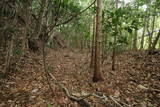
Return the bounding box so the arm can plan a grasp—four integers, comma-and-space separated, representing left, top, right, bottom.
92, 0, 104, 82
90, 15, 96, 68
32, 0, 47, 39
22, 1, 31, 53
140, 16, 147, 50
3, 35, 14, 73
149, 7, 156, 49
132, 30, 138, 50
151, 30, 160, 50
111, 0, 118, 71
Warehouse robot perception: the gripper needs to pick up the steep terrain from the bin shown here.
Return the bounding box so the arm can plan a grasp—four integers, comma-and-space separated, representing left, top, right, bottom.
0, 49, 160, 107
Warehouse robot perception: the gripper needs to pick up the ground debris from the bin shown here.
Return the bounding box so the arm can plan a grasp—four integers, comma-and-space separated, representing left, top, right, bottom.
0, 49, 160, 106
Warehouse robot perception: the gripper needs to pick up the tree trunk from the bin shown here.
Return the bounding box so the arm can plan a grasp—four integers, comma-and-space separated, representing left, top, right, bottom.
92, 0, 104, 82
159, 40, 160, 49
32, 0, 47, 39
140, 16, 147, 50
140, 28, 145, 50
112, 39, 116, 71
111, 0, 118, 71
132, 30, 138, 50
147, 9, 156, 49
3, 35, 14, 73
22, 2, 31, 53
22, 25, 28, 53
151, 30, 160, 50
90, 15, 96, 68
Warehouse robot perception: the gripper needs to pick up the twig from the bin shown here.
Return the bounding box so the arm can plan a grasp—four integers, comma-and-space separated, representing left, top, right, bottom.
92, 93, 107, 99
42, 42, 54, 93
120, 101, 131, 107
109, 96, 123, 107
151, 88, 160, 92
138, 84, 160, 92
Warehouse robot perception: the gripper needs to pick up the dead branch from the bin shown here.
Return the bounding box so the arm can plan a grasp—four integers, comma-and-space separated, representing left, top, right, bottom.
48, 72, 132, 107
59, 84, 91, 107
138, 84, 160, 92
48, 72, 91, 107
109, 96, 123, 107
47, 0, 96, 34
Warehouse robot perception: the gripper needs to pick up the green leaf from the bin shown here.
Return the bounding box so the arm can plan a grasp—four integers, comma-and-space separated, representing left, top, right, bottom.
47, 104, 52, 107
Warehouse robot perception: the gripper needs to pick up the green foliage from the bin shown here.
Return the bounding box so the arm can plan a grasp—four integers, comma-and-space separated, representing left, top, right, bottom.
117, 36, 128, 45
31, 1, 41, 13
102, 0, 150, 51
47, 104, 52, 107
90, 5, 96, 14
2, 0, 159, 53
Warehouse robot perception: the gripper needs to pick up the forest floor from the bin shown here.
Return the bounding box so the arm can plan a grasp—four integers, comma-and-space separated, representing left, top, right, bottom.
0, 49, 160, 107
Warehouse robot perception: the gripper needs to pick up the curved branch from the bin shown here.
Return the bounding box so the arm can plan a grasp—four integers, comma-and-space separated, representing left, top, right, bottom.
55, 0, 96, 26
47, 0, 96, 34
48, 72, 91, 107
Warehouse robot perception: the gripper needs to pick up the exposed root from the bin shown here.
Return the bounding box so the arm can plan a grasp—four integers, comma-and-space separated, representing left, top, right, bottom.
49, 72, 90, 107
48, 72, 131, 107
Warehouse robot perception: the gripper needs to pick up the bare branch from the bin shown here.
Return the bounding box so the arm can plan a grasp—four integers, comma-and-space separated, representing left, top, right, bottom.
47, 0, 96, 34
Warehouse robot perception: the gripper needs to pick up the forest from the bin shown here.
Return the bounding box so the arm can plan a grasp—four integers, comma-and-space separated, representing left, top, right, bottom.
0, 0, 160, 106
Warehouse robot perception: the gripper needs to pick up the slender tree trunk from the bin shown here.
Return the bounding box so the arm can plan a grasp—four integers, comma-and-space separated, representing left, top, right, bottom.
42, 37, 53, 92
140, 29, 145, 50
147, 9, 156, 49
92, 0, 104, 82
149, 7, 156, 49
159, 40, 160, 49
140, 16, 147, 50
22, 2, 31, 53
32, 0, 47, 39
151, 30, 160, 50
128, 33, 132, 50
112, 36, 116, 70
90, 15, 96, 68
0, 31, 3, 49
22, 25, 28, 53
132, 2, 139, 51
3, 35, 14, 73
111, 0, 118, 71
132, 30, 138, 50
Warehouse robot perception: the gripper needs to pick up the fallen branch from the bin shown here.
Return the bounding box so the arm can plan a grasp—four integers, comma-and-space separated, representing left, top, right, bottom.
92, 93, 107, 99
48, 72, 131, 107
48, 72, 91, 107
138, 84, 160, 92
109, 96, 123, 107
59, 84, 91, 107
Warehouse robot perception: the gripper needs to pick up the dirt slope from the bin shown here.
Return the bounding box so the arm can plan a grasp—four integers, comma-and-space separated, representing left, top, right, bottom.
0, 49, 160, 107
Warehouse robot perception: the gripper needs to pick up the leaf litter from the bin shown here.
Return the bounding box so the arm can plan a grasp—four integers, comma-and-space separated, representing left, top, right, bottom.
0, 49, 160, 107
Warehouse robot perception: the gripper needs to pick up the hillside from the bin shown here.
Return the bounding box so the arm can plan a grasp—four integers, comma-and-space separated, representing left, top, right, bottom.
0, 49, 160, 107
